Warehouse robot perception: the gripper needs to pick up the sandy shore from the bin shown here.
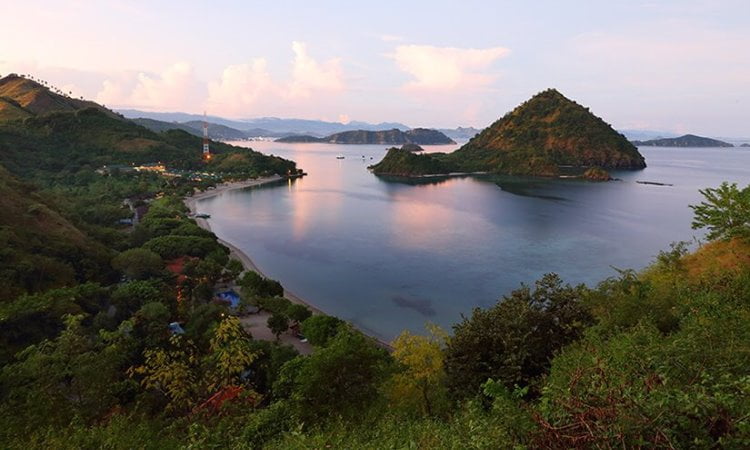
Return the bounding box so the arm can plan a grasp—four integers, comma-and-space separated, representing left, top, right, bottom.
184, 175, 324, 314
184, 175, 393, 350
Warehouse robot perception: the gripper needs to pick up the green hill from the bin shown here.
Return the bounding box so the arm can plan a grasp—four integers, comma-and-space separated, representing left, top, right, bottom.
0, 165, 114, 300
0, 73, 117, 121
371, 89, 646, 177
277, 128, 455, 145
632, 134, 734, 148
368, 147, 454, 176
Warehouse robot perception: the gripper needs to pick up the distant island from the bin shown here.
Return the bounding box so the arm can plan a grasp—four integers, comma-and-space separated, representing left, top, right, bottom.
370, 89, 646, 179
632, 134, 734, 148
741, 143, 750, 148
276, 128, 455, 145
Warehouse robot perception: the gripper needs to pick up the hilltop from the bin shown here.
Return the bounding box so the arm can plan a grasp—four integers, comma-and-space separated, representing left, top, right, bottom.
632, 134, 734, 148
0, 74, 297, 178
371, 89, 646, 178
0, 73, 117, 121
277, 128, 455, 145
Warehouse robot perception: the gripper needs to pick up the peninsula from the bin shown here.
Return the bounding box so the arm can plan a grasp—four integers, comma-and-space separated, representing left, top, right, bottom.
370, 89, 646, 179
276, 128, 455, 145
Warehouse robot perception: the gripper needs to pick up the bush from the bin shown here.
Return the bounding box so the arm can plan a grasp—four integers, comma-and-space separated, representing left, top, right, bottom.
444, 273, 592, 399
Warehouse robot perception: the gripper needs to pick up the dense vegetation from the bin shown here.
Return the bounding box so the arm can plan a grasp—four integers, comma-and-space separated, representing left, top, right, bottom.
633, 134, 734, 148
2, 75, 750, 448
369, 147, 455, 176
371, 89, 646, 178
277, 128, 455, 145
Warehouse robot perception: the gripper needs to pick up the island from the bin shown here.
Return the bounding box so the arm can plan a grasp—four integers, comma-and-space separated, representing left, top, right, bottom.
631, 134, 734, 147
370, 89, 646, 179
276, 128, 455, 145
740, 143, 750, 148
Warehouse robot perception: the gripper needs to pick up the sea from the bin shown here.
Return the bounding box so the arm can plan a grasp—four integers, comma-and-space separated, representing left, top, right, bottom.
195, 142, 750, 341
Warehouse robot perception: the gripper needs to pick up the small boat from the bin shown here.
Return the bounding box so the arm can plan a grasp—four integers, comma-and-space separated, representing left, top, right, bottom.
336, 155, 345, 159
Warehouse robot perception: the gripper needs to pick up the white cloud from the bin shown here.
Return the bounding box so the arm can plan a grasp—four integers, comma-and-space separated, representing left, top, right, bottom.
389, 45, 509, 91
287, 41, 345, 99
379, 34, 404, 42
96, 62, 204, 111
206, 41, 346, 116
207, 59, 274, 115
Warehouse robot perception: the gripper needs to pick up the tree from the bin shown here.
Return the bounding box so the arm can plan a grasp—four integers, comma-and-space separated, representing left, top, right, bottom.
112, 248, 163, 280
239, 271, 284, 299
690, 182, 750, 241
206, 316, 258, 391
110, 280, 164, 320
224, 258, 244, 281
388, 324, 449, 416
300, 315, 344, 347
286, 304, 312, 324
129, 335, 199, 414
267, 313, 289, 340
444, 273, 592, 399
273, 329, 392, 421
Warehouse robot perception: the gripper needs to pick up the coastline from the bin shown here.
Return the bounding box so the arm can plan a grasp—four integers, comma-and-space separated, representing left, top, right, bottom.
183, 175, 324, 315
184, 175, 393, 350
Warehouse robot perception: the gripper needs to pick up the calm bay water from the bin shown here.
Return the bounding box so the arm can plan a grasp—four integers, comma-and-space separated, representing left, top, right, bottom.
196, 142, 750, 341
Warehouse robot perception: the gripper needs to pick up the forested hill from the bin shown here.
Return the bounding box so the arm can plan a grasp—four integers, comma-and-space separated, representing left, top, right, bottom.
0, 75, 297, 177
632, 134, 734, 147
372, 89, 646, 178
0, 73, 117, 121
277, 128, 455, 145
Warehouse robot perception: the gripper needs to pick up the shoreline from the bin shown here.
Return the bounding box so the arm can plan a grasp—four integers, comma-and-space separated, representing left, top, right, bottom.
184, 176, 393, 350
183, 175, 324, 315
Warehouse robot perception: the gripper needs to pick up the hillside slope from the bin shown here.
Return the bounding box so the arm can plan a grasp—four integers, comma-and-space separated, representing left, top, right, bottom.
0, 164, 113, 300
0, 74, 117, 121
371, 89, 646, 177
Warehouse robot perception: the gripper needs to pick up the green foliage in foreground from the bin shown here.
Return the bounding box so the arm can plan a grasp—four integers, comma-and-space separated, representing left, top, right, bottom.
3, 181, 750, 449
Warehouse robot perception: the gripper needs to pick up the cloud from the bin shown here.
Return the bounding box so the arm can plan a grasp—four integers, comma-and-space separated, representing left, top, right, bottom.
287, 41, 344, 99
206, 41, 345, 116
96, 62, 204, 111
389, 44, 509, 91
206, 59, 274, 115
379, 34, 404, 42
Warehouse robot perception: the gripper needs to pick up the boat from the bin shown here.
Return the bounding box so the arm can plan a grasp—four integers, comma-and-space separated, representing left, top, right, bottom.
336, 155, 345, 159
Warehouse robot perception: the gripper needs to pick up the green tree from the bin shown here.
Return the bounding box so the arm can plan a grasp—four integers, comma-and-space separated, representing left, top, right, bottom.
224, 258, 244, 281
111, 248, 163, 280
300, 315, 344, 347
690, 182, 750, 240
110, 280, 164, 320
274, 329, 392, 421
205, 316, 259, 391
267, 313, 289, 341
388, 324, 450, 416
444, 273, 592, 399
129, 335, 199, 414
286, 304, 312, 324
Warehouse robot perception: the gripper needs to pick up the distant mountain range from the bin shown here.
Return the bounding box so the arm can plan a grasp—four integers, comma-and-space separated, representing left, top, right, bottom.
277, 128, 455, 145
632, 134, 734, 148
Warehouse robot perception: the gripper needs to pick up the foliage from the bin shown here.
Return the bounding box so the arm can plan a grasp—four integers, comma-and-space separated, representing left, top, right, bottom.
300, 314, 345, 347
205, 316, 259, 391
286, 303, 312, 323
130, 335, 199, 414
691, 182, 750, 240
273, 329, 392, 422
388, 324, 450, 416
111, 248, 164, 280
445, 273, 592, 399
267, 313, 290, 340
239, 271, 284, 299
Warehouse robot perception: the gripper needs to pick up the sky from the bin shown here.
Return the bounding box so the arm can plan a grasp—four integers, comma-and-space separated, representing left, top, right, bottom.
1, 0, 749, 136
